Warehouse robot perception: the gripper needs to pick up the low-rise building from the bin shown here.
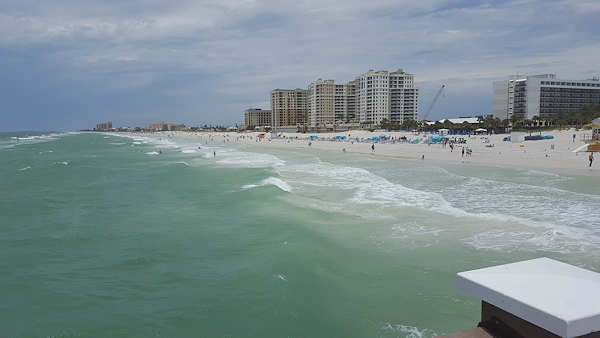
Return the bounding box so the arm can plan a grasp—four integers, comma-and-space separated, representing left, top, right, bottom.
244, 108, 272, 127
96, 122, 112, 131
148, 122, 186, 131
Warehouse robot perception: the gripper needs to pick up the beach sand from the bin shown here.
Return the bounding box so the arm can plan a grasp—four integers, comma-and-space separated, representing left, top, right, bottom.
131, 129, 598, 177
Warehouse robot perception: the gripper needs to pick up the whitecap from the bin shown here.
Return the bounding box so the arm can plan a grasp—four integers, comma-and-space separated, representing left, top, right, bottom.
243, 177, 292, 192
146, 151, 159, 155
216, 151, 285, 168
19, 166, 30, 171
380, 323, 438, 338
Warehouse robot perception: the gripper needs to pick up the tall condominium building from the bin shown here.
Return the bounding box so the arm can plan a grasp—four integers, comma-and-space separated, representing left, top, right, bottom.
308, 79, 335, 127
493, 74, 600, 120
244, 108, 272, 127
270, 89, 309, 128
307, 69, 418, 128
389, 70, 419, 122
336, 80, 359, 123
357, 69, 418, 125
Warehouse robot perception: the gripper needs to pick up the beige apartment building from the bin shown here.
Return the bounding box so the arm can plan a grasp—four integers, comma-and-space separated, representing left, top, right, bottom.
244, 108, 272, 127
148, 122, 186, 131
308, 79, 335, 128
270, 89, 309, 128
308, 79, 359, 129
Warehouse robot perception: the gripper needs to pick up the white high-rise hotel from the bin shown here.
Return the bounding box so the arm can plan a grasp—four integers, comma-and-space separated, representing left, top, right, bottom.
493, 74, 600, 120
307, 69, 418, 128
357, 69, 418, 125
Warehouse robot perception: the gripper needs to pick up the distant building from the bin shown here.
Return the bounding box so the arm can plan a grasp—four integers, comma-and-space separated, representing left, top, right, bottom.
308, 79, 336, 128
493, 74, 600, 120
270, 89, 309, 128
148, 122, 186, 131
307, 69, 419, 129
169, 124, 186, 131
307, 79, 358, 129
244, 108, 272, 127
96, 122, 112, 131
357, 69, 418, 125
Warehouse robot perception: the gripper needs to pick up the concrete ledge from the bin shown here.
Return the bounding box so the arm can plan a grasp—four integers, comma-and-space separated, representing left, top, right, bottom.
436, 327, 494, 338
456, 258, 600, 338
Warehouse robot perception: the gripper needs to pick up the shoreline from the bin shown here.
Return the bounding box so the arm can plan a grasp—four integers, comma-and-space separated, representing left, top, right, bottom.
115, 128, 598, 177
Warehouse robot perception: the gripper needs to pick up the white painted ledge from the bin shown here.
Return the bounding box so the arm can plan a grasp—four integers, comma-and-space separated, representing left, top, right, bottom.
457, 257, 600, 338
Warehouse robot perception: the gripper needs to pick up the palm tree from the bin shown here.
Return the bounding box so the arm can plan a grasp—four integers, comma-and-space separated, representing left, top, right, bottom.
510, 115, 523, 129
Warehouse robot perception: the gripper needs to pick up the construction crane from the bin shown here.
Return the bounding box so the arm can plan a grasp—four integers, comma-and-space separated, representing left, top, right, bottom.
420, 85, 444, 121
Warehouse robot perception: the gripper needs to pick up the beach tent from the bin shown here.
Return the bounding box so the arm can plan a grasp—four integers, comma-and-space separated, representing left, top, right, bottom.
583, 117, 600, 130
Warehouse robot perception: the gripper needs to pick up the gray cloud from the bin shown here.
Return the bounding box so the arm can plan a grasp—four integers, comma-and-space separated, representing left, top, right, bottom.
1, 0, 599, 131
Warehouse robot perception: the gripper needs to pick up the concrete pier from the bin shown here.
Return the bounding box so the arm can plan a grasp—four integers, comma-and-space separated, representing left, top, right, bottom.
439, 258, 600, 338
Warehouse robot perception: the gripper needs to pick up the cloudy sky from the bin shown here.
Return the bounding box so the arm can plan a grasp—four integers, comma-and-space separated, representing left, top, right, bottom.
1, 0, 599, 131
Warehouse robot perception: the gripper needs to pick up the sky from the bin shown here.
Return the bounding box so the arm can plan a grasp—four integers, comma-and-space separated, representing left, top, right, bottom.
1, 0, 599, 132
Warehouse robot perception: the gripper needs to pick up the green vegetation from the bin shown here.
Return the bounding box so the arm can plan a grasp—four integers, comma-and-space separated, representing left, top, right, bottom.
377, 104, 600, 133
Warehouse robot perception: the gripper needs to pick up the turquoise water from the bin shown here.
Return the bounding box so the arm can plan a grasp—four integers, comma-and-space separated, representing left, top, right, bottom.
1, 131, 599, 337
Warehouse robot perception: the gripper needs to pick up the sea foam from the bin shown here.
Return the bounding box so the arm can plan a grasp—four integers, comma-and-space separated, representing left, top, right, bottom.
242, 177, 292, 192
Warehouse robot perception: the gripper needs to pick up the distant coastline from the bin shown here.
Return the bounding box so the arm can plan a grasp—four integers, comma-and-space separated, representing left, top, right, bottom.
113, 128, 598, 177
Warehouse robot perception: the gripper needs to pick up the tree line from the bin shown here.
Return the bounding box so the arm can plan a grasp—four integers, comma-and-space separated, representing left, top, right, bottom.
379, 104, 600, 133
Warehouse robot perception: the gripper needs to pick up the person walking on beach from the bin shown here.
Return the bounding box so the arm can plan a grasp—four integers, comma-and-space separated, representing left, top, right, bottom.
462, 147, 465, 157
371, 144, 375, 152
590, 153, 594, 167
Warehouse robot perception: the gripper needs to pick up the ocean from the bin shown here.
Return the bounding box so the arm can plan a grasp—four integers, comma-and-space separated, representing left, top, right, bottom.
1, 131, 599, 337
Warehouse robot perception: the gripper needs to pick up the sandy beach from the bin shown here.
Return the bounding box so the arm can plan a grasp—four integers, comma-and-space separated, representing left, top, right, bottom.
132, 128, 598, 177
